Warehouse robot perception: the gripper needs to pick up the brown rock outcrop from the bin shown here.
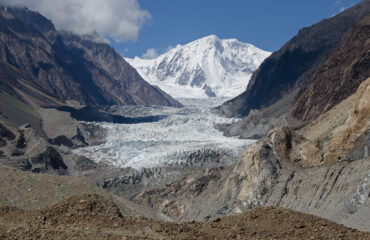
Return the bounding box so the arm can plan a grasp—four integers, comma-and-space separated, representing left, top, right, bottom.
300, 78, 370, 164
293, 15, 370, 121
220, 126, 322, 211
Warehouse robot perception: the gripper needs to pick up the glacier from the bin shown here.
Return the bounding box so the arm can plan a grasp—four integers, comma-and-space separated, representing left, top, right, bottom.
125, 35, 271, 99
72, 98, 254, 169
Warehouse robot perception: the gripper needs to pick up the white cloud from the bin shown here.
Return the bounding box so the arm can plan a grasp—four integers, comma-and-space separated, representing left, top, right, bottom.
140, 45, 179, 59
0, 0, 151, 42
142, 48, 158, 59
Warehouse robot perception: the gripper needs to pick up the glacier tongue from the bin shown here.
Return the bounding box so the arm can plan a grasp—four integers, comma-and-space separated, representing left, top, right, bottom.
125, 35, 271, 99
72, 98, 254, 169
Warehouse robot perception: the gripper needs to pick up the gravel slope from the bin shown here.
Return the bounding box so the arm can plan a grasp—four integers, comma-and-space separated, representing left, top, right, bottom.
0, 194, 368, 240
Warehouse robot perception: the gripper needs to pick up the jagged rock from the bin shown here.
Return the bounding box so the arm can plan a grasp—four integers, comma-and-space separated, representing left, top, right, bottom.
15, 133, 26, 149
74, 156, 98, 171
265, 127, 322, 167
48, 135, 74, 148
30, 146, 67, 174
76, 122, 107, 146
0, 123, 15, 140
220, 142, 281, 210
0, 120, 68, 175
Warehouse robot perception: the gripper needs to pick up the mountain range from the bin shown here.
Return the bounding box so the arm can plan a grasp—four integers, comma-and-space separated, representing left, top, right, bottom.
126, 35, 270, 99
0, 7, 182, 109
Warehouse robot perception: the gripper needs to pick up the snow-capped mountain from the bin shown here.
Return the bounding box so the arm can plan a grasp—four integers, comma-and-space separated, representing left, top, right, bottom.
125, 35, 271, 99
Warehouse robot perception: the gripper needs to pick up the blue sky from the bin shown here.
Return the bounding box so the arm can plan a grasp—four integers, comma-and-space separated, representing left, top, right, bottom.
113, 0, 361, 59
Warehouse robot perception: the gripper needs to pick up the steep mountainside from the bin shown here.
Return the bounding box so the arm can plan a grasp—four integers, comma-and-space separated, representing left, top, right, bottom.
292, 15, 370, 121
218, 0, 370, 118
219, 78, 370, 230
0, 7, 181, 108
126, 35, 270, 98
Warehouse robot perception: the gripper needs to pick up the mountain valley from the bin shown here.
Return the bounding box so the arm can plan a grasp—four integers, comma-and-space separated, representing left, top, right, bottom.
0, 1, 369, 239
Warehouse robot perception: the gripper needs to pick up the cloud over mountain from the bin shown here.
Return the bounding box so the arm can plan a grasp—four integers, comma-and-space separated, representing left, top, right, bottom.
142, 48, 158, 59
0, 0, 150, 42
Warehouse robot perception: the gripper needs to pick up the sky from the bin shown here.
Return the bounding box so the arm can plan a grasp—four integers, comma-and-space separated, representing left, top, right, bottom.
114, 0, 362, 58
0, 0, 362, 58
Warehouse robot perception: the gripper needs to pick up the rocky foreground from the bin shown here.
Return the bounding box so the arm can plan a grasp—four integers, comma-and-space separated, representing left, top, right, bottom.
0, 164, 369, 240
0, 193, 369, 240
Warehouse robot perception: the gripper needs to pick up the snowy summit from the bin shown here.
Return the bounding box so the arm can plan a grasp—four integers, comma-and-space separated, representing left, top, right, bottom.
125, 35, 271, 99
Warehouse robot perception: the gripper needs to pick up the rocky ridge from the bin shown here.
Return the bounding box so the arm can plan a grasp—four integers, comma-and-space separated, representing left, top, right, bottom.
292, 15, 370, 121
0, 7, 181, 108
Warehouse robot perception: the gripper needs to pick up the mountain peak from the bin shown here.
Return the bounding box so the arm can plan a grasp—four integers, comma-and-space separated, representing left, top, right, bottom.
199, 34, 218, 41
126, 37, 270, 99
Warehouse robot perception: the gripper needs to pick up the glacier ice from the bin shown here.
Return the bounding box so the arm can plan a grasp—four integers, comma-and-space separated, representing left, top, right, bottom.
72, 98, 254, 169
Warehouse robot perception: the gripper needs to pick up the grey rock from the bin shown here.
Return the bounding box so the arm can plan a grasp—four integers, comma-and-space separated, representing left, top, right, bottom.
30, 146, 67, 174
347, 130, 370, 161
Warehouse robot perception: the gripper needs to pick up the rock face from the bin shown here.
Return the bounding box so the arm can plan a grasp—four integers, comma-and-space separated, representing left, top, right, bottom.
217, 0, 370, 117
292, 15, 370, 121
220, 127, 322, 211
218, 79, 370, 230
299, 78, 370, 164
0, 7, 182, 108
0, 122, 68, 174
221, 145, 370, 231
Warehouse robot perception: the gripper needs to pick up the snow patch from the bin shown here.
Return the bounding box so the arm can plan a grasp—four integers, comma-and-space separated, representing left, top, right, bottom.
125, 35, 271, 99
